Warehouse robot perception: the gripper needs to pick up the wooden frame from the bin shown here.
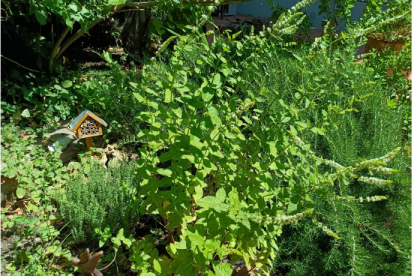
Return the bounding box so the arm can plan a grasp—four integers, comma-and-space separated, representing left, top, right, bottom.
76, 122, 103, 139
69, 110, 107, 152
71, 112, 106, 133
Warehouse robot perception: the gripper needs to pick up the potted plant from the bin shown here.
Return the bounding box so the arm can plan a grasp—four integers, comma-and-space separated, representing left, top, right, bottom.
363, 0, 411, 54
365, 22, 411, 54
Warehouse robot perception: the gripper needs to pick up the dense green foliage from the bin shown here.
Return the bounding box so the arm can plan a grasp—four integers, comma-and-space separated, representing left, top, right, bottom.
97, 3, 406, 274
1, 124, 74, 274
269, 3, 312, 42
0, 0, 411, 275
265, 49, 411, 275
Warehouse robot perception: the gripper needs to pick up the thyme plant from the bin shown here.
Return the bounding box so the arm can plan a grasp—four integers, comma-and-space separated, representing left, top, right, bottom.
57, 161, 141, 242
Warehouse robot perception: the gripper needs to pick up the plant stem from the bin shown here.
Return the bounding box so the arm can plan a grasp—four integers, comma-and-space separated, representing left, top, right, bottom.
163, 217, 175, 243
1, 55, 44, 74
54, 4, 125, 64
48, 26, 70, 74
55, 19, 102, 61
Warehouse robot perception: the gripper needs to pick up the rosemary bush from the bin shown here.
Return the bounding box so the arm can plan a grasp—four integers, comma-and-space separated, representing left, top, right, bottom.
267, 12, 411, 275
58, 161, 141, 242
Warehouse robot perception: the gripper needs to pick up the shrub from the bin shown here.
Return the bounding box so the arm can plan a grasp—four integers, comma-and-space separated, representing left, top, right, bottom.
268, 12, 411, 276
106, 2, 406, 274
58, 161, 141, 242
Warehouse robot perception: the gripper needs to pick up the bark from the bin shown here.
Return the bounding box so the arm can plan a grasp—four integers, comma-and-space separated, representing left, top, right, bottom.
112, 8, 151, 55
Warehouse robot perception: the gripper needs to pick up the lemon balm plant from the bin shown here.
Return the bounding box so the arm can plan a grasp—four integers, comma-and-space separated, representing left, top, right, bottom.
106, 1, 403, 274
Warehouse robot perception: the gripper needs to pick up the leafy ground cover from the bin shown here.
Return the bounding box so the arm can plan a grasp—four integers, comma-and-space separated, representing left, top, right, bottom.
1, 0, 411, 275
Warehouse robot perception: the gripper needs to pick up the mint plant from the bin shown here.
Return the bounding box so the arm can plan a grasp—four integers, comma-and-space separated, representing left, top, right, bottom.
116, 2, 402, 274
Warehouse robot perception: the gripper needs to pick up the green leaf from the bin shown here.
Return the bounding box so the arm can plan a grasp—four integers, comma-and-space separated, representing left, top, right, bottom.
268, 141, 277, 157
99, 237, 106, 248
170, 103, 182, 118
111, 237, 121, 248
134, 93, 145, 103
35, 8, 48, 25
295, 121, 308, 129
116, 228, 124, 240
159, 151, 175, 162
197, 196, 220, 208
181, 96, 204, 109
208, 106, 221, 126
108, 0, 125, 5
216, 188, 226, 202
175, 261, 193, 276
68, 4, 78, 12
129, 82, 138, 88
287, 202, 298, 215
157, 168, 172, 177
212, 74, 222, 88
197, 196, 228, 212
153, 259, 162, 273
213, 263, 233, 276
292, 54, 303, 62
310, 127, 326, 135
187, 232, 205, 247
165, 89, 173, 103
153, 18, 162, 32
16, 188, 26, 198
224, 131, 236, 139
123, 237, 132, 248
202, 87, 215, 102
62, 80, 72, 88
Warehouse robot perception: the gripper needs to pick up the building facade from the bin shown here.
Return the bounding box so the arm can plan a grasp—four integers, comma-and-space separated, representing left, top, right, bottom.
232, 0, 369, 28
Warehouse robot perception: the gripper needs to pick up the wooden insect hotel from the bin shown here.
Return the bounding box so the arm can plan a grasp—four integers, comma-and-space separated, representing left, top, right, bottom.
69, 110, 107, 151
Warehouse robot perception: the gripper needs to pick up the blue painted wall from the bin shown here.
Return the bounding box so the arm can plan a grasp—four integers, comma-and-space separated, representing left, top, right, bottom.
236, 0, 368, 29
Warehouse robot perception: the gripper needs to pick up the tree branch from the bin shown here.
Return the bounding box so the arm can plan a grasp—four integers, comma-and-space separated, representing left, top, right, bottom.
54, 4, 125, 61
49, 26, 70, 73
55, 19, 102, 61
1, 55, 44, 74
51, 0, 254, 68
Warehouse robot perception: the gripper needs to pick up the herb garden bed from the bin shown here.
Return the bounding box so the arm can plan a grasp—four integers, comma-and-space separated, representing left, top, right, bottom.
1, 0, 411, 275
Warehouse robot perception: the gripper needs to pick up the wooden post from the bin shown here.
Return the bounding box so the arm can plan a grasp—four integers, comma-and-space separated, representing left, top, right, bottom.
85, 137, 93, 151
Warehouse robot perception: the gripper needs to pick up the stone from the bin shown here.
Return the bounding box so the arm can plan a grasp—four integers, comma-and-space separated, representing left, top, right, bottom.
96, 152, 108, 167
48, 137, 74, 152
105, 144, 127, 166
130, 153, 139, 162
1, 177, 18, 207
60, 144, 80, 163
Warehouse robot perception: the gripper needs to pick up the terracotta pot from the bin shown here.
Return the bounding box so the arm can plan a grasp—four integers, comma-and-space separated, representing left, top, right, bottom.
365, 37, 404, 54
386, 68, 412, 80
365, 36, 411, 79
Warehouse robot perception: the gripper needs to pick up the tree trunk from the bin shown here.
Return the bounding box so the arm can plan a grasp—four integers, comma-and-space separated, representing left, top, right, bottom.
112, 9, 151, 55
